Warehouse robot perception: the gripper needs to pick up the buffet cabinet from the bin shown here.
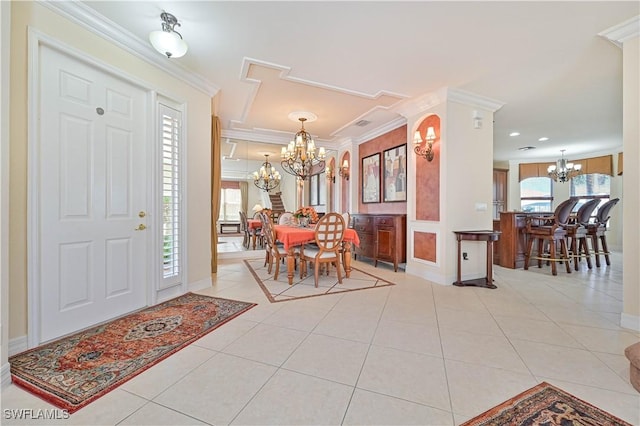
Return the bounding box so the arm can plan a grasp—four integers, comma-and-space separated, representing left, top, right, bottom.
351, 214, 406, 272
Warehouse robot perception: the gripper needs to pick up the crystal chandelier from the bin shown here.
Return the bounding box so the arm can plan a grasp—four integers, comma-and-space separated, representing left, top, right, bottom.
280, 117, 326, 181
548, 150, 582, 183
252, 154, 281, 191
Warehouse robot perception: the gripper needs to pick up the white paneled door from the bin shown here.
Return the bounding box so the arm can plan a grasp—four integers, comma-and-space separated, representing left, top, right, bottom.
37, 45, 149, 343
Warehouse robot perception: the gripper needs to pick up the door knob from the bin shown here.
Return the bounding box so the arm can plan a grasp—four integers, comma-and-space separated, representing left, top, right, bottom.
138, 211, 146, 218
134, 224, 147, 231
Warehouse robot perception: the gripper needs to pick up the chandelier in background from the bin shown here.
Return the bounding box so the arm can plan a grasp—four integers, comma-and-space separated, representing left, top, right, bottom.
548, 150, 582, 182
253, 154, 281, 191
281, 116, 326, 181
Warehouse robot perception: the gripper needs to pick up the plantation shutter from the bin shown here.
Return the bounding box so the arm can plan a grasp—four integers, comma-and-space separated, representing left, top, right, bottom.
160, 104, 183, 288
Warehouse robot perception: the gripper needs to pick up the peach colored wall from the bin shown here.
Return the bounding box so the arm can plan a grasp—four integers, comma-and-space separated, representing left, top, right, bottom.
415, 116, 440, 221
414, 232, 437, 262
358, 125, 407, 214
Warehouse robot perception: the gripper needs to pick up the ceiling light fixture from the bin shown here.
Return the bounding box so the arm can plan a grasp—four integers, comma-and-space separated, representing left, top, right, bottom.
538, 137, 549, 142
510, 132, 521, 137
518, 146, 536, 151
281, 117, 326, 181
413, 126, 436, 161
548, 150, 582, 183
252, 154, 281, 191
149, 12, 188, 58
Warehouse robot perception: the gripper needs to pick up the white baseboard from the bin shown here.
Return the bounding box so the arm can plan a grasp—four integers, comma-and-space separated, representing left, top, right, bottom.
1, 361, 10, 388
189, 276, 212, 292
621, 313, 640, 332
8, 335, 27, 356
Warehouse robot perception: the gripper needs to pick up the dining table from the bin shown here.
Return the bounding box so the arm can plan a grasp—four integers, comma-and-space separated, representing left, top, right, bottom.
247, 219, 262, 249
274, 224, 360, 285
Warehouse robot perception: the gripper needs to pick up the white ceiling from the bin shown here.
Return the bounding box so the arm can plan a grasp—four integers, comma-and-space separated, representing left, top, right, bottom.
80, 1, 638, 163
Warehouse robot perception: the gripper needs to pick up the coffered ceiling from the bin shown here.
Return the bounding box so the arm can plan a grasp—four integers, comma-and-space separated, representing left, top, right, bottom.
72, 1, 638, 162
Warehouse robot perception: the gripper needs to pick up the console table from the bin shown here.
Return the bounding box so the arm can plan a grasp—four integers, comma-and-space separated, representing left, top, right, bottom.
453, 230, 501, 289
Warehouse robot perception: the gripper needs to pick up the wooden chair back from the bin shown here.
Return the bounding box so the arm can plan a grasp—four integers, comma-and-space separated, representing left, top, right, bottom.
314, 213, 345, 251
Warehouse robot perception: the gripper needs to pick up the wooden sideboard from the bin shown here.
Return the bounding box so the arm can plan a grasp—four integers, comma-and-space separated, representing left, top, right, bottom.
351, 214, 406, 272
495, 211, 552, 269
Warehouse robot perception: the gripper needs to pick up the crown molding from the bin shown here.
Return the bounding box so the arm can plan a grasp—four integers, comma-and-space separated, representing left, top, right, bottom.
355, 117, 407, 145
446, 87, 505, 112
599, 15, 640, 48
38, 0, 218, 96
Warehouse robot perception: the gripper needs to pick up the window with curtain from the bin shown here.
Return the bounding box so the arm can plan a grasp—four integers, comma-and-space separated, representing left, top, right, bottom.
520, 177, 553, 212
571, 173, 611, 213
218, 188, 241, 221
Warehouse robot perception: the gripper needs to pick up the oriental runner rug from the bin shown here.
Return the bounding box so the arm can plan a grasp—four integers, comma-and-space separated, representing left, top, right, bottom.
461, 382, 632, 426
244, 258, 395, 303
9, 293, 256, 414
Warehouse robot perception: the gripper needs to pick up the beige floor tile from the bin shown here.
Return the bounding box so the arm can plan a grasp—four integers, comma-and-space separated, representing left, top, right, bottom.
373, 319, 442, 357
282, 333, 369, 386
357, 345, 450, 410
313, 309, 380, 343
119, 402, 207, 425
230, 369, 353, 425
439, 328, 529, 374
260, 302, 329, 332
153, 353, 276, 425
511, 339, 635, 394
445, 359, 538, 418
559, 323, 640, 354
343, 389, 454, 426
192, 317, 258, 351
121, 345, 216, 400
493, 315, 583, 348
436, 307, 503, 336
222, 323, 308, 366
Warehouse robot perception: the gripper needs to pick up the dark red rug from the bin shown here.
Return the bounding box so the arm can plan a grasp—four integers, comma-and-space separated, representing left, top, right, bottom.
461, 382, 632, 426
9, 292, 255, 413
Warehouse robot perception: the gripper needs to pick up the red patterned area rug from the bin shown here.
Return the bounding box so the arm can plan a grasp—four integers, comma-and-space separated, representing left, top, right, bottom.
9, 293, 256, 413
244, 258, 395, 303
461, 382, 632, 426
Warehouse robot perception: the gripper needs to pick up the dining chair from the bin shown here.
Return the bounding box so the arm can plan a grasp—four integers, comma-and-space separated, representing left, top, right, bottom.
239, 211, 250, 249
258, 211, 292, 280
278, 212, 295, 226
299, 213, 345, 287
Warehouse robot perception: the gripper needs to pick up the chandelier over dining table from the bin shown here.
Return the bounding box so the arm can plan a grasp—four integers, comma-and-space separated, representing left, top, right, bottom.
281, 117, 326, 181
253, 154, 281, 191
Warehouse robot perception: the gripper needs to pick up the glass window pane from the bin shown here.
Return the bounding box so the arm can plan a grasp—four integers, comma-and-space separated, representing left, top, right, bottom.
520, 177, 552, 197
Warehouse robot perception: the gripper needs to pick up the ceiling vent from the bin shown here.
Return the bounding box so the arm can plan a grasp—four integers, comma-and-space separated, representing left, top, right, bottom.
354, 119, 371, 127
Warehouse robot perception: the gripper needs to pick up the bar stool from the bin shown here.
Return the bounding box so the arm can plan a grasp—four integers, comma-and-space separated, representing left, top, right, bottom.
524, 198, 578, 276
587, 198, 619, 267
565, 198, 600, 271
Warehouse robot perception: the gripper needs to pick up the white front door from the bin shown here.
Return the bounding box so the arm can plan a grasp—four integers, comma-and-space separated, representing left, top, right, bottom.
37, 45, 149, 343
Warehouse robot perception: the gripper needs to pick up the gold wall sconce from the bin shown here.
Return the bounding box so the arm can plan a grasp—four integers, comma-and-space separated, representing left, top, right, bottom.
413, 126, 436, 161
339, 159, 350, 180
326, 165, 335, 183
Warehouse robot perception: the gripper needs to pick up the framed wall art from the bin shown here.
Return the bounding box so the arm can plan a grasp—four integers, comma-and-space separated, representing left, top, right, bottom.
362, 153, 381, 203
383, 144, 407, 202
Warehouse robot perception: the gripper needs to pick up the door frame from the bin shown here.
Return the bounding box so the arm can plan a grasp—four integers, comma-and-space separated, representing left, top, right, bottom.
26, 29, 185, 347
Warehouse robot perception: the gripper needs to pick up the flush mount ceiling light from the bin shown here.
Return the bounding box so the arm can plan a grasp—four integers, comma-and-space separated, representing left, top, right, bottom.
538, 137, 549, 142
149, 12, 188, 58
509, 132, 521, 137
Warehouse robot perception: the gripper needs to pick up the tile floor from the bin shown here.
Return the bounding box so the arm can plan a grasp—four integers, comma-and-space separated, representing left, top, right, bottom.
2, 250, 639, 425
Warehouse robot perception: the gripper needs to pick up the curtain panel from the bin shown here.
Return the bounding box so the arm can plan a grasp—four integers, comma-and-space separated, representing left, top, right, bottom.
211, 116, 222, 273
